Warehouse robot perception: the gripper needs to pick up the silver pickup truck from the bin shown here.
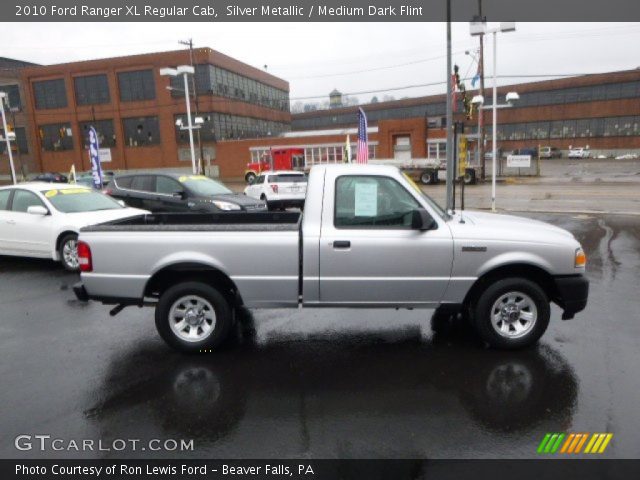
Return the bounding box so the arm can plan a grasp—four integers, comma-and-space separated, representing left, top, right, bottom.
74, 164, 588, 352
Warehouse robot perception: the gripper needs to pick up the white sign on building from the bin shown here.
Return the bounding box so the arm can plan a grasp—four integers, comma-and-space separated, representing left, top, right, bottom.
507, 155, 531, 168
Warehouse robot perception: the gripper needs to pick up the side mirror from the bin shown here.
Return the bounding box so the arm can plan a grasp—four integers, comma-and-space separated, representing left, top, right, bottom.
411, 208, 436, 231
173, 191, 186, 199
27, 205, 48, 216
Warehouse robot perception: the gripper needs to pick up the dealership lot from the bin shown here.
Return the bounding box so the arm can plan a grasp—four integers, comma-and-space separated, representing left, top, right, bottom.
0, 209, 639, 459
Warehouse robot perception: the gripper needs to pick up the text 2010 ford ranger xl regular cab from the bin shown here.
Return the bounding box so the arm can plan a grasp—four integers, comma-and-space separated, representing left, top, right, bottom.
74, 165, 588, 352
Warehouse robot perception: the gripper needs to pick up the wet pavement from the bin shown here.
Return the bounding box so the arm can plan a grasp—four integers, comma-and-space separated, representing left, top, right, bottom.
0, 212, 639, 459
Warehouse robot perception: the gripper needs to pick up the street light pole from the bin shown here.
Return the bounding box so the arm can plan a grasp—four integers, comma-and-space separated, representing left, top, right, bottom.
160, 66, 197, 175
491, 31, 497, 211
0, 93, 17, 185
445, 0, 454, 212
183, 71, 197, 175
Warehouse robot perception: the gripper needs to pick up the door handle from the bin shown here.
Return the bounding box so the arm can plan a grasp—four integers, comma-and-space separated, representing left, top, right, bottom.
333, 240, 351, 249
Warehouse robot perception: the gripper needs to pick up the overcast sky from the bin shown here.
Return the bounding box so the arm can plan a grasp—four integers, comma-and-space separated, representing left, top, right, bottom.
2, 22, 640, 105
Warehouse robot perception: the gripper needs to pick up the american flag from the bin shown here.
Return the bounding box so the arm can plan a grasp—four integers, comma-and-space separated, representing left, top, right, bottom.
356, 107, 368, 164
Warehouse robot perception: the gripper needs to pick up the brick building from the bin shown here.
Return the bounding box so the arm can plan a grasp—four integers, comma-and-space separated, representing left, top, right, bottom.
0, 57, 40, 178
19, 48, 290, 175
215, 68, 640, 180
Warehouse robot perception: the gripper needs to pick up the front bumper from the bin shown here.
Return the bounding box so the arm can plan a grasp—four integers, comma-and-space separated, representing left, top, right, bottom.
554, 274, 589, 320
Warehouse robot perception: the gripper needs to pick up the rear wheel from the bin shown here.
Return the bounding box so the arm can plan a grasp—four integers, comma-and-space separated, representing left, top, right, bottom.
59, 233, 79, 271
420, 169, 437, 185
463, 168, 476, 185
155, 281, 233, 353
472, 277, 550, 349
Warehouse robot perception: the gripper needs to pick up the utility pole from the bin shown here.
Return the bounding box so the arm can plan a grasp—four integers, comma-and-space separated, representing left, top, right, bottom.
477, 0, 486, 180
445, 0, 454, 212
179, 38, 206, 175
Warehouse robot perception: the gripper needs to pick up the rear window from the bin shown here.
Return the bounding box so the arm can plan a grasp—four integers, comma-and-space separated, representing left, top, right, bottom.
269, 174, 306, 183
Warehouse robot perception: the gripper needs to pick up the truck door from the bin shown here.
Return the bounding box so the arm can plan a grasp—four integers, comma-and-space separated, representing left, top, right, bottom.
318, 173, 453, 306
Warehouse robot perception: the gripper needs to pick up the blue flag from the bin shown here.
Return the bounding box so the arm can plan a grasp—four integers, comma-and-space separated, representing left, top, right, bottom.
88, 126, 103, 189
471, 73, 480, 88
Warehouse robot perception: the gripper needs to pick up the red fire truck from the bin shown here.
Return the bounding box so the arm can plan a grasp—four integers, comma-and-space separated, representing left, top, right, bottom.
244, 147, 305, 184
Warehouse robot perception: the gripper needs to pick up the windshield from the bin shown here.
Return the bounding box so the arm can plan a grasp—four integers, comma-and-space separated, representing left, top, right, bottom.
401, 172, 448, 219
43, 188, 124, 213
178, 175, 233, 196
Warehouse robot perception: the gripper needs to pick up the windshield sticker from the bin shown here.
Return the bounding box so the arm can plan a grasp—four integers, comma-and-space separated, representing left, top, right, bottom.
179, 175, 208, 183
44, 188, 90, 196
354, 182, 377, 217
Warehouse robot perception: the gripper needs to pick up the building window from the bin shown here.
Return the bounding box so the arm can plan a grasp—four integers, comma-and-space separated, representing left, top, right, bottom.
79, 120, 116, 148
0, 84, 21, 110
122, 116, 160, 146
427, 140, 446, 160
39, 123, 73, 151
118, 70, 155, 102
74, 74, 110, 105
170, 64, 290, 112
0, 127, 28, 154
33, 79, 67, 110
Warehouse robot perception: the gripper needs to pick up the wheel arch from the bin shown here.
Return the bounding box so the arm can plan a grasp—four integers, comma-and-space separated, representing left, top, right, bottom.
144, 262, 243, 306
54, 229, 79, 260
462, 263, 558, 309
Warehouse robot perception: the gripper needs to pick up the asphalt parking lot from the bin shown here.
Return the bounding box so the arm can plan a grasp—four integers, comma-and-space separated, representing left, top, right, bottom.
1, 210, 639, 459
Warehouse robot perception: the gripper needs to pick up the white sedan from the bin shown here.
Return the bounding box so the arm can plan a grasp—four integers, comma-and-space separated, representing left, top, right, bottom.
0, 183, 148, 271
243, 170, 307, 210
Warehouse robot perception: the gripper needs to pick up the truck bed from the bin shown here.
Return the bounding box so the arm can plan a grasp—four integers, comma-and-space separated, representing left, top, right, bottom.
81, 212, 302, 232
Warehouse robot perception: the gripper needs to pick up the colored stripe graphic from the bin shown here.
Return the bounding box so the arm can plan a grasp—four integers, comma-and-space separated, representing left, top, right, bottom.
539, 433, 613, 454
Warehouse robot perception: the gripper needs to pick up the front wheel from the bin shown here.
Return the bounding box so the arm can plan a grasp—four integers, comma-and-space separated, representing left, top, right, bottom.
245, 172, 257, 184
59, 233, 79, 271
155, 281, 233, 353
472, 277, 550, 349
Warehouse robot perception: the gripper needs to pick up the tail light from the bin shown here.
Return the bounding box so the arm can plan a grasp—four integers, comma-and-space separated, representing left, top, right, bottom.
77, 241, 93, 272
270, 184, 278, 193
102, 188, 113, 195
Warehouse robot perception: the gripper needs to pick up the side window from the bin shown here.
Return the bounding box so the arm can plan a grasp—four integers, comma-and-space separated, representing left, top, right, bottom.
131, 175, 153, 192
12, 190, 45, 213
255, 175, 265, 185
115, 176, 133, 189
155, 176, 183, 195
0, 189, 11, 210
334, 176, 420, 229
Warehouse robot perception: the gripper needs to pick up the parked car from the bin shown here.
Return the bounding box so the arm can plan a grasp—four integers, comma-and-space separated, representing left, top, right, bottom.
106, 173, 267, 213
75, 171, 115, 187
32, 172, 68, 183
614, 153, 639, 160
568, 147, 590, 159
511, 147, 538, 157
244, 171, 307, 210
75, 164, 589, 352
539, 146, 562, 159
0, 183, 147, 271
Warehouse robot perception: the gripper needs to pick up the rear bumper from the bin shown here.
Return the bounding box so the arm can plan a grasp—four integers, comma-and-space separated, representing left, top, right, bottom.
73, 282, 89, 302
554, 274, 589, 320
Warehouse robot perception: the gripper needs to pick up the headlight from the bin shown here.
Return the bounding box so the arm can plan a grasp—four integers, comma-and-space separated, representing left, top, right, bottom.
212, 200, 241, 211
575, 247, 586, 268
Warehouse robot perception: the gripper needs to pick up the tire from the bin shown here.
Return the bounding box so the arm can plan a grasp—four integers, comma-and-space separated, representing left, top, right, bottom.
420, 169, 436, 185
463, 168, 476, 185
245, 172, 257, 184
155, 281, 233, 353
472, 277, 550, 349
430, 307, 475, 340
58, 233, 79, 272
